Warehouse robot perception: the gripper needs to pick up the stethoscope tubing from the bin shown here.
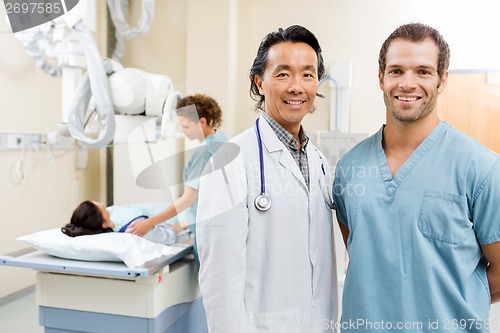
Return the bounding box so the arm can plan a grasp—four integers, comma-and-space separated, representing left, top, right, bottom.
254, 118, 272, 211
255, 118, 266, 195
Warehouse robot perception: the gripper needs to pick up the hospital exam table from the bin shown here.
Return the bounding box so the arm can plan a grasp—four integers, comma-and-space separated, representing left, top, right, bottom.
0, 238, 207, 333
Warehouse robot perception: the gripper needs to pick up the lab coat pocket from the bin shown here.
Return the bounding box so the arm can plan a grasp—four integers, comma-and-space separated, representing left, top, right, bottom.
248, 307, 302, 332
418, 190, 471, 245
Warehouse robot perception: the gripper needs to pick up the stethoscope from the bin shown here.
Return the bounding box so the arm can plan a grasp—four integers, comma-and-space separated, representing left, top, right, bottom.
254, 118, 272, 211
254, 118, 335, 212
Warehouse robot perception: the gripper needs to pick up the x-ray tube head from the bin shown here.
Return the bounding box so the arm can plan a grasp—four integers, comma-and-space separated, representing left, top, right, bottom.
108, 69, 147, 115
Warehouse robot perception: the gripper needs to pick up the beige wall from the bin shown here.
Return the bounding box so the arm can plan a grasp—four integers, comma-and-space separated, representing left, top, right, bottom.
124, 0, 188, 92
122, 0, 395, 137
0, 2, 105, 297
123, 0, 364, 137
125, 0, 500, 138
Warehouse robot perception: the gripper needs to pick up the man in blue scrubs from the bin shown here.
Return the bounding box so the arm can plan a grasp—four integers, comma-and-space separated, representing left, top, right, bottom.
333, 23, 500, 332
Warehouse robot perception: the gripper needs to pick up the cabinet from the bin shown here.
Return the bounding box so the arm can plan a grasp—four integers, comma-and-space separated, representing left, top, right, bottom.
438, 72, 500, 153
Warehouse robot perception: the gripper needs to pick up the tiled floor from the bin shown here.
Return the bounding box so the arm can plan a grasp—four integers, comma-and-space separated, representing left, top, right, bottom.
0, 286, 43, 333
0, 285, 499, 332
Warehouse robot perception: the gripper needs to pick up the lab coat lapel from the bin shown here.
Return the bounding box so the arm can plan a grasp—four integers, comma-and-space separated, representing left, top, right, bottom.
258, 116, 308, 191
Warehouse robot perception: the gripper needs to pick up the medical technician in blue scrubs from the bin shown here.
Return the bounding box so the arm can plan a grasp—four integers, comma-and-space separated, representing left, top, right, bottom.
333, 23, 500, 332
127, 94, 227, 268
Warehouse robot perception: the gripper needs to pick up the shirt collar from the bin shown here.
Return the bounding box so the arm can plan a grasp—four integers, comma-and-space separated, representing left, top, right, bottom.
262, 112, 309, 151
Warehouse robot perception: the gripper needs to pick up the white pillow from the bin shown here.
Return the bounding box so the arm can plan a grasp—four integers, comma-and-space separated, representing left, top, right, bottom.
18, 229, 180, 268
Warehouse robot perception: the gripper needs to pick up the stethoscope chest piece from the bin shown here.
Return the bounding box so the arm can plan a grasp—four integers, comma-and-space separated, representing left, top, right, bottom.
254, 193, 272, 211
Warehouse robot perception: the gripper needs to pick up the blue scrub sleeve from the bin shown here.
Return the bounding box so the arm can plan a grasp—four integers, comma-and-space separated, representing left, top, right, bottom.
184, 131, 228, 190
472, 158, 500, 244
184, 150, 212, 191
184, 178, 200, 191
332, 173, 348, 227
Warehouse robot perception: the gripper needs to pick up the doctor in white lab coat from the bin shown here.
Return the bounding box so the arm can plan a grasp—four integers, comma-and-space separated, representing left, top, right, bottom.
196, 25, 338, 333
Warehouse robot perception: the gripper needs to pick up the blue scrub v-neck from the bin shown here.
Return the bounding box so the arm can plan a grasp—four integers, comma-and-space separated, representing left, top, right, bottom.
375, 123, 448, 198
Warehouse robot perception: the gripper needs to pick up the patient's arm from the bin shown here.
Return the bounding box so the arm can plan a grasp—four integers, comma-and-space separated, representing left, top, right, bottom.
127, 186, 198, 237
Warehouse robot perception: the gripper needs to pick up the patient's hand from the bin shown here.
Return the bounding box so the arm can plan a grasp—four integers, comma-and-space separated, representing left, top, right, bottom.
126, 218, 153, 237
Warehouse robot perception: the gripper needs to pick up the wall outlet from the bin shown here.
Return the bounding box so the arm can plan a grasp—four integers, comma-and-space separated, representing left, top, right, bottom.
7, 134, 24, 149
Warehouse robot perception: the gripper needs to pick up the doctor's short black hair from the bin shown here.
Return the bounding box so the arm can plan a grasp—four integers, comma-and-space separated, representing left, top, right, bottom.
249, 25, 326, 112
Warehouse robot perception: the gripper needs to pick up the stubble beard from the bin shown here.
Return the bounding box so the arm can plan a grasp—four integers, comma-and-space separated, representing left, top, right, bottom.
384, 90, 438, 123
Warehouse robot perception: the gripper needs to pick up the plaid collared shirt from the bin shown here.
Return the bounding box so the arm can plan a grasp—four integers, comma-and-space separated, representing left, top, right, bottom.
262, 112, 310, 189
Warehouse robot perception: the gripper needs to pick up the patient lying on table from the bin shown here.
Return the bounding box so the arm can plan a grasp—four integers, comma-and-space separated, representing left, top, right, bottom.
62, 201, 187, 245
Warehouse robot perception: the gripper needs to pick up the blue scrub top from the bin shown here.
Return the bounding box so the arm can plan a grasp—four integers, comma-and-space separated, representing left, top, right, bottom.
333, 122, 500, 333
183, 130, 228, 230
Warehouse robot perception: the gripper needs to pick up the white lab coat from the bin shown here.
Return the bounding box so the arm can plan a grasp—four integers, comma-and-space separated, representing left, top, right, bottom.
196, 115, 338, 333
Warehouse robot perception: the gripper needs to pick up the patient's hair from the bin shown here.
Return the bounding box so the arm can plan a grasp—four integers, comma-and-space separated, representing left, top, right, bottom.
62, 200, 113, 237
